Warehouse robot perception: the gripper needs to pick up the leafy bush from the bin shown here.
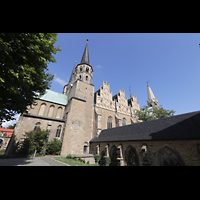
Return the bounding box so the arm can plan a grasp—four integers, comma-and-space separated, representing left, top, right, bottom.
18, 128, 48, 157
94, 154, 101, 164
100, 156, 111, 166
46, 138, 62, 155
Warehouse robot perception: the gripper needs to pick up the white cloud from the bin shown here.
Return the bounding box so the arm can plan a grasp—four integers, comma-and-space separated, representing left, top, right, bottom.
95, 65, 102, 69
54, 76, 67, 86
2, 114, 20, 128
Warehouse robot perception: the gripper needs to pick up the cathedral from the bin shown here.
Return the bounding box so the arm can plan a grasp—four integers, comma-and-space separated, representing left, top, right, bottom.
6, 40, 200, 166
6, 40, 145, 156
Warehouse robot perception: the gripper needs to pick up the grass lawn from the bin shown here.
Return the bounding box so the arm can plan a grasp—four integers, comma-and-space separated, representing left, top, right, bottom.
55, 157, 99, 166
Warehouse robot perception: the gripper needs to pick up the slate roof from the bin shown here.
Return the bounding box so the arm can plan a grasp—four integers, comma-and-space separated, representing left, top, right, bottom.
80, 40, 89, 65
38, 90, 68, 106
90, 110, 200, 142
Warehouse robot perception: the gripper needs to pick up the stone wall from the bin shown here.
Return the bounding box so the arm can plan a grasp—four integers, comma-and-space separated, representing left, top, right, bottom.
90, 139, 200, 166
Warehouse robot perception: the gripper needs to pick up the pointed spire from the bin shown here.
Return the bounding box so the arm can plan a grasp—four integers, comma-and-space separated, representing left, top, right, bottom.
68, 61, 76, 85
147, 84, 156, 100
80, 39, 89, 65
147, 82, 159, 107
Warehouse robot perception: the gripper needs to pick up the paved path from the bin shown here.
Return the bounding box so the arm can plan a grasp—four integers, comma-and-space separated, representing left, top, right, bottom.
0, 156, 69, 166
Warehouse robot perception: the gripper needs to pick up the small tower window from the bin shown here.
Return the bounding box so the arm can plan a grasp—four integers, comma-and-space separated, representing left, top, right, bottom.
86, 76, 88, 81
80, 67, 82, 72
86, 67, 89, 72
79, 75, 82, 80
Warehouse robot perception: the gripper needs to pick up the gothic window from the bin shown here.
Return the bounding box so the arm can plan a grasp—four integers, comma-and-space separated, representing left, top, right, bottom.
109, 145, 120, 166
125, 145, 139, 166
48, 105, 55, 118
86, 76, 88, 81
80, 67, 82, 72
56, 107, 63, 119
158, 145, 185, 166
34, 122, 41, 131
122, 118, 126, 126
86, 67, 89, 72
55, 125, 62, 137
38, 103, 46, 116
79, 75, 82, 80
107, 116, 112, 129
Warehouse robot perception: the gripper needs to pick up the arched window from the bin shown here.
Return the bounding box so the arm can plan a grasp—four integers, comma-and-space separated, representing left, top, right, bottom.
48, 105, 55, 118
86, 76, 88, 81
122, 118, 126, 126
109, 145, 120, 166
125, 145, 139, 166
38, 103, 46, 116
107, 116, 112, 129
34, 122, 41, 131
56, 107, 63, 119
158, 145, 185, 166
55, 125, 62, 137
86, 67, 89, 72
83, 142, 88, 154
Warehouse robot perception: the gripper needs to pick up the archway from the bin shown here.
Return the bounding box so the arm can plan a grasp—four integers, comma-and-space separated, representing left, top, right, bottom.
158, 145, 185, 166
125, 145, 139, 166
109, 145, 120, 166
83, 142, 89, 154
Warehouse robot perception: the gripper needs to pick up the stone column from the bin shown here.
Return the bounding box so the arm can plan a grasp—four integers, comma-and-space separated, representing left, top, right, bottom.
117, 144, 124, 166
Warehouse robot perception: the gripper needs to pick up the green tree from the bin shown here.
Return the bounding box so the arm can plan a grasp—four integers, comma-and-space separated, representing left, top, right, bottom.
46, 138, 62, 155
0, 33, 61, 121
153, 105, 175, 119
135, 105, 175, 122
7, 123, 16, 129
18, 128, 48, 157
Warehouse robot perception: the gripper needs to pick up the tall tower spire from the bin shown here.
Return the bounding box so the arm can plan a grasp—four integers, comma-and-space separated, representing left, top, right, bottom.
80, 39, 89, 65
147, 82, 159, 107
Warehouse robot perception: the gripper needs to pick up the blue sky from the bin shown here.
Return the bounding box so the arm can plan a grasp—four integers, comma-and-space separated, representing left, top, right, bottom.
49, 33, 200, 116
3, 33, 200, 127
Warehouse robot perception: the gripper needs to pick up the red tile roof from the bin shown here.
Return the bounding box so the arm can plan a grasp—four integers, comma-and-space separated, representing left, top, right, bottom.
0, 127, 14, 138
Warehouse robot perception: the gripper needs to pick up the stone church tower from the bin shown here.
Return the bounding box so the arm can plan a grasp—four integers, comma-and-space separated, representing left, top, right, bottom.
61, 40, 94, 156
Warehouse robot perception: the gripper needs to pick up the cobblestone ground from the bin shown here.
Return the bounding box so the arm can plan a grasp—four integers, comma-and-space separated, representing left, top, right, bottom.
0, 156, 69, 166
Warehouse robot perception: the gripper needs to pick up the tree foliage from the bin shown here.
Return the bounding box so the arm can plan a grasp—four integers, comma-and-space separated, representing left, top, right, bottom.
46, 138, 62, 155
18, 128, 48, 157
135, 105, 175, 122
0, 33, 61, 121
